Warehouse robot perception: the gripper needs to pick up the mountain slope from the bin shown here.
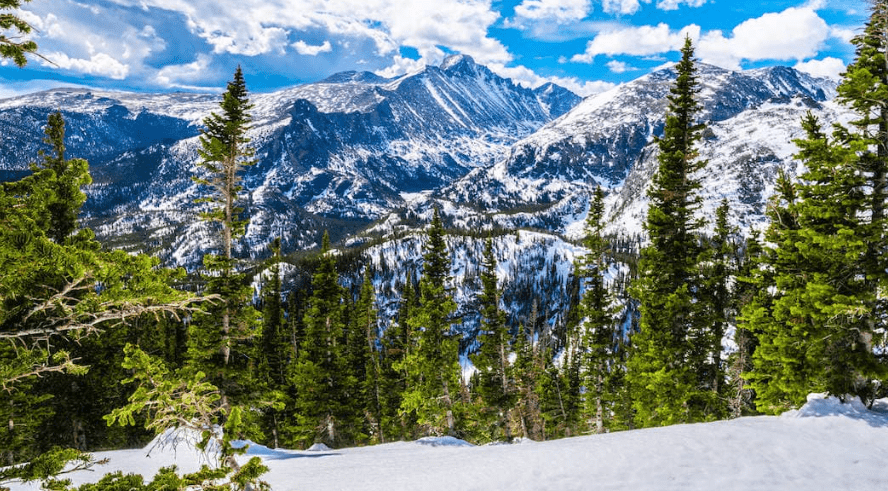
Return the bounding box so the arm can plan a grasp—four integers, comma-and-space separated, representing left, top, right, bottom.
441, 64, 837, 214
0, 55, 578, 265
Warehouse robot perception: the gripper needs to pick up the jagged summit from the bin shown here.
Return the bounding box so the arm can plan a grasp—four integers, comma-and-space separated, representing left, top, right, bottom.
440, 54, 476, 72
320, 71, 391, 85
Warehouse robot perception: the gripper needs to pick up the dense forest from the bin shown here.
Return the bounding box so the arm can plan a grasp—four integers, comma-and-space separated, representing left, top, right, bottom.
2, 1, 888, 489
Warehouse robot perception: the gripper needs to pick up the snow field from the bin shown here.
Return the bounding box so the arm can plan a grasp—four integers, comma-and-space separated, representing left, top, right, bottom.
8, 395, 888, 491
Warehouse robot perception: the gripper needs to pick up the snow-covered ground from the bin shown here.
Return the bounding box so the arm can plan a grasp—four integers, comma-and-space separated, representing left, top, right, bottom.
9, 395, 888, 491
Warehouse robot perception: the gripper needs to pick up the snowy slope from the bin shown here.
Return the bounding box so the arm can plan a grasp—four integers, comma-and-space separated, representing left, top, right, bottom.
441, 64, 837, 215
7, 395, 887, 491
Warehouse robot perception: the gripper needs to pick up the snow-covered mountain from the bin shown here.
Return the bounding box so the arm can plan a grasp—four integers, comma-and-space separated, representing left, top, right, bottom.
0, 54, 576, 264
0, 58, 853, 278
439, 64, 839, 229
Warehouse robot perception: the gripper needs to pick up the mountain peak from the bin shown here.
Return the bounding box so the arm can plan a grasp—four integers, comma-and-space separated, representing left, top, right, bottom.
320, 71, 389, 84
440, 54, 476, 72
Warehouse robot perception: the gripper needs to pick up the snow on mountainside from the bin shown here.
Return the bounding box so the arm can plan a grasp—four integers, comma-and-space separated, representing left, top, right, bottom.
0, 55, 578, 265
441, 64, 838, 218
8, 395, 888, 491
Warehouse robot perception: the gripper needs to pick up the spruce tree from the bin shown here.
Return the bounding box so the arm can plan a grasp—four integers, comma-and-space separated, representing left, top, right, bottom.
576, 187, 620, 433
290, 232, 354, 447
696, 199, 736, 413
470, 236, 515, 441
189, 66, 261, 421
353, 268, 386, 442
398, 208, 463, 436
258, 238, 290, 449
627, 37, 714, 426
742, 115, 874, 412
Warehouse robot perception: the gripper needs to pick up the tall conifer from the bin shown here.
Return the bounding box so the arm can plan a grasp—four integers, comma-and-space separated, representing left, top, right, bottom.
399, 208, 463, 436
627, 37, 713, 426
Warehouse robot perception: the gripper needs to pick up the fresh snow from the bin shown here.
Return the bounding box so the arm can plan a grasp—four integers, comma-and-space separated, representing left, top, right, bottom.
7, 395, 888, 491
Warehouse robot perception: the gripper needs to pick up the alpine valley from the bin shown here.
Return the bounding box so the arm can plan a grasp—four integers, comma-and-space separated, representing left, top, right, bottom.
0, 55, 844, 333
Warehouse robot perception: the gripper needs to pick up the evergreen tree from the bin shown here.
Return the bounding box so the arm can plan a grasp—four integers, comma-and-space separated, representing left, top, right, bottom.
576, 187, 620, 433
258, 238, 290, 449
0, 0, 38, 67
0, 114, 205, 473
627, 37, 715, 427
470, 236, 515, 441
728, 230, 764, 417
377, 272, 417, 441
352, 268, 386, 442
742, 115, 875, 412
189, 66, 261, 422
289, 232, 355, 447
398, 208, 463, 436
696, 199, 736, 414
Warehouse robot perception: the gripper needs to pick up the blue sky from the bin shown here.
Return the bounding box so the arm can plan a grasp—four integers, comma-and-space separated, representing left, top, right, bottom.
0, 0, 870, 97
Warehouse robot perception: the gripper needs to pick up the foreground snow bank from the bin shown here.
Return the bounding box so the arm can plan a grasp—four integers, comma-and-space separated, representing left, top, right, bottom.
8, 395, 888, 491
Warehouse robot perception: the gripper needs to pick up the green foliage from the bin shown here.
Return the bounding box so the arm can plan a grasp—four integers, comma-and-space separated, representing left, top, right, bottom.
1, 113, 204, 462
289, 232, 359, 447
627, 37, 720, 427
0, 0, 38, 67
105, 345, 269, 491
576, 187, 623, 433
0, 447, 98, 491
469, 235, 516, 441
398, 208, 464, 436
740, 113, 882, 413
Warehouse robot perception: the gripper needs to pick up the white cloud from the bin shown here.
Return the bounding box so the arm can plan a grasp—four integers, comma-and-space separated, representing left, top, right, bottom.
606, 60, 634, 73
794, 57, 845, 80
601, 0, 647, 15
293, 40, 333, 56
514, 0, 592, 22
656, 0, 705, 10
155, 54, 216, 89
104, 0, 511, 69
42, 52, 130, 79
571, 23, 700, 62
829, 26, 856, 43
696, 7, 830, 70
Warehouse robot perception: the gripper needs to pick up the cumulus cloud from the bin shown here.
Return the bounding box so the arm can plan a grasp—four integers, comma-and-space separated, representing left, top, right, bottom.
696, 7, 830, 69
656, 0, 705, 10
794, 57, 845, 80
606, 60, 634, 73
103, 0, 510, 71
155, 54, 216, 89
514, 0, 592, 22
293, 40, 333, 56
571, 5, 841, 71
42, 52, 129, 79
600, 0, 647, 15
571, 23, 700, 62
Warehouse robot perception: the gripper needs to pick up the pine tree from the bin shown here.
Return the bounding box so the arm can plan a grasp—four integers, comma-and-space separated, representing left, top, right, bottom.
290, 232, 354, 447
0, 0, 38, 67
742, 115, 874, 412
627, 37, 713, 426
258, 238, 290, 449
189, 66, 261, 422
470, 235, 515, 441
696, 199, 736, 415
378, 271, 417, 441
576, 187, 620, 433
398, 208, 463, 436
352, 268, 386, 443
728, 231, 763, 417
